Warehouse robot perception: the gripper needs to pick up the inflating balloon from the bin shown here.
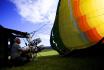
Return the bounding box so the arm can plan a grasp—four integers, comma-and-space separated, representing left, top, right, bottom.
50, 0, 104, 55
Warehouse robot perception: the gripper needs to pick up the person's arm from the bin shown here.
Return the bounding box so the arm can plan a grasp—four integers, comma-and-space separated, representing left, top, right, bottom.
17, 45, 24, 52
17, 45, 30, 53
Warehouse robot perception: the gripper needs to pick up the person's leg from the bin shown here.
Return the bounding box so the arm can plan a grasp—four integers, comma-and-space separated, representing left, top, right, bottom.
12, 56, 27, 66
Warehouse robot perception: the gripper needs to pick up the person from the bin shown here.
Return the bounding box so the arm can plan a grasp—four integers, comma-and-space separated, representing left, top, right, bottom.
10, 38, 30, 66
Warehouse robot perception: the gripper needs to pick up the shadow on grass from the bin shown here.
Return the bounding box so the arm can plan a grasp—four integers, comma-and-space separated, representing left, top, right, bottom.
37, 55, 104, 70
5, 54, 104, 70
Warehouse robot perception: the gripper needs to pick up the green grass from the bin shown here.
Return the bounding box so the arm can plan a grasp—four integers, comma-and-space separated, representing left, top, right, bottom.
5, 49, 104, 70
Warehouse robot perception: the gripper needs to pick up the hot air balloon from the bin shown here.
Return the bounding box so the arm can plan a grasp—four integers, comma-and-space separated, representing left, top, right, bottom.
50, 0, 104, 56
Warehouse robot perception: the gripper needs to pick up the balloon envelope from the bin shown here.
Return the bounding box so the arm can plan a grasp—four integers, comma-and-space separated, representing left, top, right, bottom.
50, 0, 104, 54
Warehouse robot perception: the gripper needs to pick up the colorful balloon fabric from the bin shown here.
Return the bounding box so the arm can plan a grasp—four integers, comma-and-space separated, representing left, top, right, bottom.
50, 0, 104, 55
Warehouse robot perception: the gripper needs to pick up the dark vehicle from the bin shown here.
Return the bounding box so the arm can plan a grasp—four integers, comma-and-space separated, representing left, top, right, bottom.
0, 25, 44, 68
0, 25, 29, 67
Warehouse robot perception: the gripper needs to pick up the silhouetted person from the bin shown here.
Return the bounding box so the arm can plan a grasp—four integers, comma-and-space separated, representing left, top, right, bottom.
10, 38, 30, 66
0, 25, 29, 68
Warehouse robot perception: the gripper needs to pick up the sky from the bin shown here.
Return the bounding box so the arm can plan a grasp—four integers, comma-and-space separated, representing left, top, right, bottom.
0, 0, 59, 47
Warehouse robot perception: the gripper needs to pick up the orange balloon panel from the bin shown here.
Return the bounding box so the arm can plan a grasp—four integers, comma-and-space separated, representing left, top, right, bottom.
51, 0, 104, 51
71, 0, 104, 43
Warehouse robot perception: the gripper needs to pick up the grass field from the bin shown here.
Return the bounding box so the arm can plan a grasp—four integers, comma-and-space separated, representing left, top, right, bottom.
5, 49, 104, 70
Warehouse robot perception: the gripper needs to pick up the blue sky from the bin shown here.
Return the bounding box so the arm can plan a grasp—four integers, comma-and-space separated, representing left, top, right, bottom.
0, 0, 59, 46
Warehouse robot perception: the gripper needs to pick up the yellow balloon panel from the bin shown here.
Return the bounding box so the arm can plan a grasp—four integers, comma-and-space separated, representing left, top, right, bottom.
58, 0, 104, 50
58, 0, 91, 50
71, 0, 102, 41
80, 0, 104, 28
96, 24, 104, 36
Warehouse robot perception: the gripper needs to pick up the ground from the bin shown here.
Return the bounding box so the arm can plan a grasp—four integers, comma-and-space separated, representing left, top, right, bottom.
4, 49, 104, 70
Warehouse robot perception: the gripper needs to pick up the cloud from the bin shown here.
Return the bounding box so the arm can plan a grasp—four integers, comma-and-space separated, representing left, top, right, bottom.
10, 0, 59, 24
38, 34, 50, 46
10, 0, 59, 46
38, 33, 50, 39
33, 33, 50, 46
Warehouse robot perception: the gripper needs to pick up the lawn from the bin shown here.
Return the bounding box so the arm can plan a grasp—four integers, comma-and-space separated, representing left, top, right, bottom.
5, 49, 104, 70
